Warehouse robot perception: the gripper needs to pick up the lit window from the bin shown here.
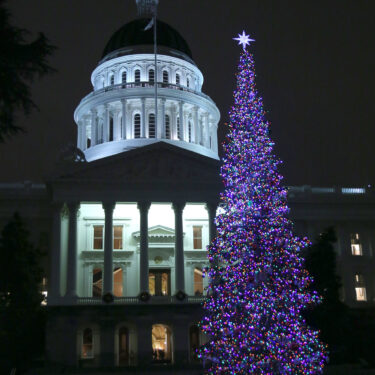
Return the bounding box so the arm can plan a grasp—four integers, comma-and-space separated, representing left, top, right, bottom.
163, 70, 169, 83
165, 114, 171, 139
354, 273, 367, 301
176, 73, 180, 85
194, 268, 204, 296
92, 268, 102, 297
134, 114, 141, 138
149, 69, 155, 83
93, 225, 103, 249
351, 233, 362, 256
113, 267, 123, 297
81, 328, 94, 358
134, 69, 141, 83
113, 225, 123, 249
109, 74, 114, 85
148, 113, 156, 138
193, 226, 202, 249
40, 277, 48, 305
121, 71, 127, 83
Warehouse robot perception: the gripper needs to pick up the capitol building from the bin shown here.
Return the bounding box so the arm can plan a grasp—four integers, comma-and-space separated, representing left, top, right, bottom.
1, 1, 375, 373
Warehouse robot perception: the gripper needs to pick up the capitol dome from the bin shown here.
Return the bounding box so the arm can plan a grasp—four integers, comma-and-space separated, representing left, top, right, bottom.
102, 18, 193, 63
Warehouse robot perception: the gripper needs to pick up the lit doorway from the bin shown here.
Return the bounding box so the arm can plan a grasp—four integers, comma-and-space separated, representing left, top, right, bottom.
149, 269, 170, 296
152, 324, 173, 363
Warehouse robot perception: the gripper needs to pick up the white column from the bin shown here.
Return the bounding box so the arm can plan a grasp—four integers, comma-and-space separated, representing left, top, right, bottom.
205, 202, 218, 243
103, 202, 115, 296
114, 109, 121, 141
50, 202, 63, 300
193, 106, 199, 144
104, 104, 110, 142
212, 123, 218, 153
179, 101, 185, 141
77, 120, 82, 149
161, 98, 166, 138
141, 98, 146, 138
121, 99, 127, 139
138, 202, 151, 293
66, 202, 79, 298
126, 103, 132, 139
173, 202, 186, 293
82, 118, 87, 150
204, 113, 210, 148
91, 109, 97, 146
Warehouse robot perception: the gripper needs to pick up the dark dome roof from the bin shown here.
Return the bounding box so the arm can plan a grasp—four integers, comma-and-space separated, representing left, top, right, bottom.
102, 18, 193, 60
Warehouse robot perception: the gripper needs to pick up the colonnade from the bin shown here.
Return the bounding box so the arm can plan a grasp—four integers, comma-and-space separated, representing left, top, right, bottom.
76, 98, 217, 153
50, 201, 217, 301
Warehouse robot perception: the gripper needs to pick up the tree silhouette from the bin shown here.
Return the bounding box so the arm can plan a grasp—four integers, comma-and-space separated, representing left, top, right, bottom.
0, 0, 55, 142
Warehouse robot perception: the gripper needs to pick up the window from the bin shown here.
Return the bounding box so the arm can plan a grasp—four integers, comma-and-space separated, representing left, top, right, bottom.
81, 328, 94, 358
176, 73, 180, 85
193, 226, 202, 249
187, 77, 190, 88
134, 69, 141, 83
351, 233, 362, 256
113, 225, 123, 249
134, 114, 141, 138
177, 117, 181, 140
354, 273, 367, 301
40, 277, 48, 305
121, 70, 127, 83
109, 74, 115, 85
189, 325, 200, 362
188, 121, 192, 143
152, 324, 172, 363
149, 69, 155, 83
113, 267, 123, 297
165, 114, 171, 139
92, 268, 103, 297
109, 117, 114, 141
194, 268, 203, 296
149, 269, 170, 296
148, 113, 156, 138
118, 327, 129, 366
93, 225, 103, 249
163, 70, 169, 84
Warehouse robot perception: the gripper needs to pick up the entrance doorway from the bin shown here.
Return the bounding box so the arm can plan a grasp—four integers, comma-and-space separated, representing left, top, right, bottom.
149, 269, 170, 296
152, 324, 172, 363
118, 327, 129, 366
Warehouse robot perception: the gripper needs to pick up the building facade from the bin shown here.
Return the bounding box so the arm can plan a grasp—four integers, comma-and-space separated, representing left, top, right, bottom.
1, 2, 375, 373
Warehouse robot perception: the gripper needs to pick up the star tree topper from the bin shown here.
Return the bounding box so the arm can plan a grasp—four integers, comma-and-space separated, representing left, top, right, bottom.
233, 31, 255, 50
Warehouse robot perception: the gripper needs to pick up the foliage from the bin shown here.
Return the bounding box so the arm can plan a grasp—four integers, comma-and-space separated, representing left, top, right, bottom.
199, 48, 327, 374
0, 0, 55, 142
0, 213, 46, 373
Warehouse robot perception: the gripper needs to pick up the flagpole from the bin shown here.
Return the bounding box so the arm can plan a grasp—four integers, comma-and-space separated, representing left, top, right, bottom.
153, 3, 158, 138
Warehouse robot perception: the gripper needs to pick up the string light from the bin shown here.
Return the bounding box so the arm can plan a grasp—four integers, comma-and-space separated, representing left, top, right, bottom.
199, 45, 328, 374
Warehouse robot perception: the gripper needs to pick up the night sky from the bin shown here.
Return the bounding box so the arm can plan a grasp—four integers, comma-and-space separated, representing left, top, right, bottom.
1, 0, 374, 187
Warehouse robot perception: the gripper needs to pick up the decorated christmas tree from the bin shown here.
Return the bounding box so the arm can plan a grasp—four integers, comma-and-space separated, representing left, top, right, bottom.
199, 32, 327, 374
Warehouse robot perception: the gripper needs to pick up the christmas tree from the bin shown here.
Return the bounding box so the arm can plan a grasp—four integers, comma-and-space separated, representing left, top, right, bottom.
199, 33, 327, 374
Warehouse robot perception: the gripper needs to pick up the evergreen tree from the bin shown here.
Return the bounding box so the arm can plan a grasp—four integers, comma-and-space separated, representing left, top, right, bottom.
0, 213, 45, 373
0, 0, 55, 142
200, 35, 327, 374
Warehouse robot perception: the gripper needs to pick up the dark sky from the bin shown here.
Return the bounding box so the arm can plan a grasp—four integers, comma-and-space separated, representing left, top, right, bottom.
1, 0, 374, 186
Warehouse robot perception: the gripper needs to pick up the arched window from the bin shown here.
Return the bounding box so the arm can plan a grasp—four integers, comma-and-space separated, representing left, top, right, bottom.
187, 77, 190, 88
118, 327, 129, 366
188, 121, 192, 142
189, 325, 200, 362
109, 74, 115, 86
134, 69, 141, 83
177, 116, 181, 140
81, 328, 94, 358
162, 70, 169, 84
149, 69, 155, 83
134, 114, 141, 138
165, 114, 170, 139
148, 113, 156, 138
121, 71, 127, 84
109, 117, 114, 141
194, 268, 204, 296
176, 73, 180, 85
87, 138, 91, 148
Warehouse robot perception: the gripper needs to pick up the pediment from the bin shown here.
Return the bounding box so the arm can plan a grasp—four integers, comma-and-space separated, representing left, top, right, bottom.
53, 142, 220, 185
132, 225, 181, 244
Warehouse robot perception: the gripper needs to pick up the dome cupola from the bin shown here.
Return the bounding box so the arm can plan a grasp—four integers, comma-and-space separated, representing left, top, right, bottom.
74, 4, 220, 162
